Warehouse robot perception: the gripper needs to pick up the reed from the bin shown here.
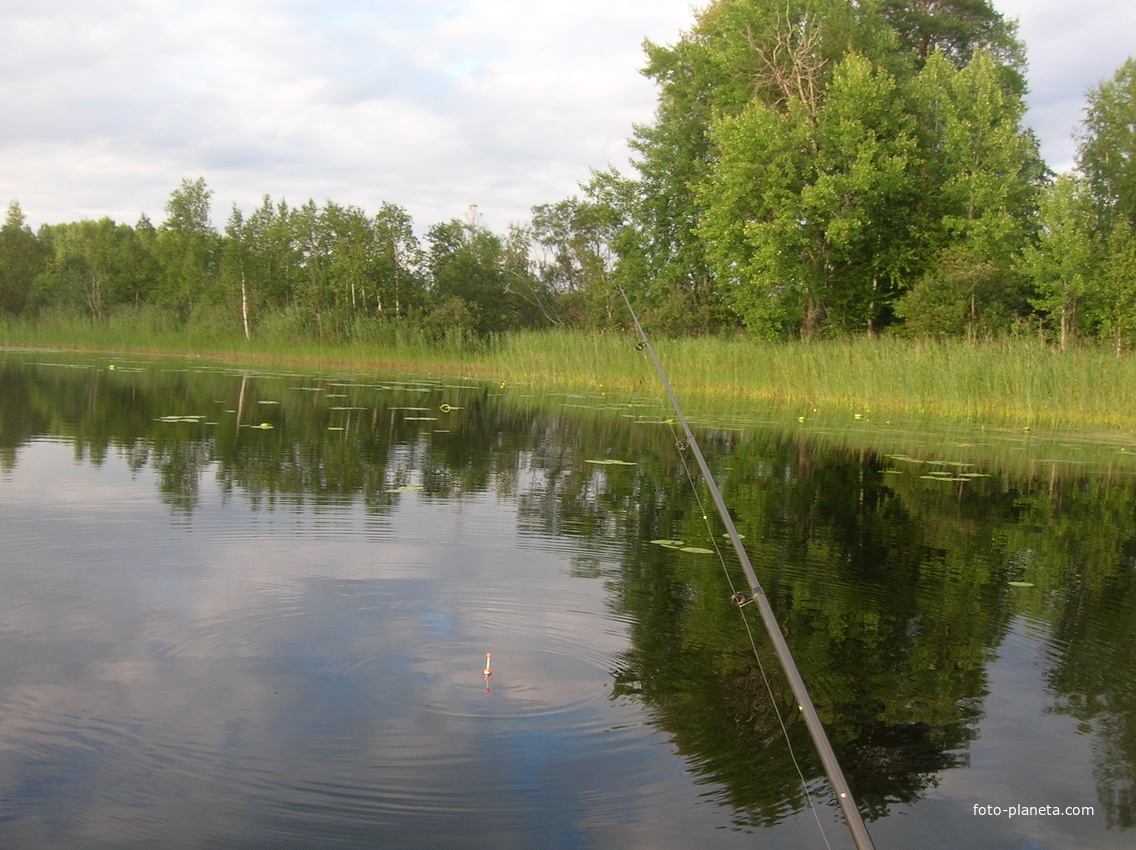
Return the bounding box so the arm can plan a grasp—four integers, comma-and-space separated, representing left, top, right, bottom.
487, 332, 1136, 429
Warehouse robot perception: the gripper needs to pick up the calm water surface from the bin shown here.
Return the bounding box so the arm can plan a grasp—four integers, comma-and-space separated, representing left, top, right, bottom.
1, 352, 1133, 849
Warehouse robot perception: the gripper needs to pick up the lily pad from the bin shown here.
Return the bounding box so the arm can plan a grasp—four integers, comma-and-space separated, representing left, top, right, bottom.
1007, 580, 1035, 588
385, 485, 423, 493
680, 547, 714, 555
650, 539, 686, 549
585, 459, 637, 466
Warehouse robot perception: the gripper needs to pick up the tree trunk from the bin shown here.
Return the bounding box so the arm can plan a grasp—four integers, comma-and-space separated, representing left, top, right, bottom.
240, 269, 251, 341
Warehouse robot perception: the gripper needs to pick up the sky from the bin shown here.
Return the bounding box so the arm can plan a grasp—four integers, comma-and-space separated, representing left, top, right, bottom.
2, 0, 1134, 233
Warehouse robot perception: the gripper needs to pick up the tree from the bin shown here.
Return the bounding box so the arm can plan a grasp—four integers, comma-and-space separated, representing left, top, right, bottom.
222, 207, 255, 339
530, 196, 620, 327
609, 0, 881, 335
912, 51, 1040, 265
1098, 221, 1136, 355
372, 202, 423, 318
877, 0, 1026, 89
1019, 174, 1101, 349
31, 218, 150, 320
0, 201, 46, 315
1077, 57, 1136, 232
156, 177, 217, 322
894, 50, 1042, 337
894, 244, 1006, 339
426, 209, 513, 335
322, 201, 381, 316
698, 52, 918, 337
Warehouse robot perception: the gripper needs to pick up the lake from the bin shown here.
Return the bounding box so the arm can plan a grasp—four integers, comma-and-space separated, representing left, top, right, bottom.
0, 351, 1133, 849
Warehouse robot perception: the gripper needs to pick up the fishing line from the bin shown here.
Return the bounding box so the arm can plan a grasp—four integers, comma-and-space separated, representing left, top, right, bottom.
658, 379, 836, 850
615, 286, 875, 850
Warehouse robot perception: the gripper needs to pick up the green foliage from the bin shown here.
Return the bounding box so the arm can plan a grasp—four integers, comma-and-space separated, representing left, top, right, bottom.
156, 177, 219, 321
894, 245, 1008, 338
1019, 175, 1101, 349
32, 217, 158, 319
699, 51, 919, 337
425, 210, 537, 335
606, 0, 1039, 339
1078, 57, 1136, 231
0, 201, 48, 315
529, 196, 620, 328
877, 0, 1026, 89
912, 51, 1041, 265
1098, 222, 1136, 355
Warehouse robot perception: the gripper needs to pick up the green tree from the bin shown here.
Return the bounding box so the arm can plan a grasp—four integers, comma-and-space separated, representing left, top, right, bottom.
609, 0, 881, 335
602, 0, 1036, 339
322, 201, 381, 316
894, 244, 1004, 338
913, 51, 1040, 265
426, 209, 514, 335
289, 199, 334, 337
1077, 57, 1136, 231
372, 202, 423, 319
893, 50, 1041, 338
0, 201, 47, 315
32, 218, 150, 319
699, 52, 918, 337
248, 196, 303, 309
1019, 174, 1101, 349
1097, 221, 1136, 355
156, 177, 218, 322
222, 207, 256, 339
118, 215, 161, 308
877, 0, 1026, 88
530, 196, 621, 327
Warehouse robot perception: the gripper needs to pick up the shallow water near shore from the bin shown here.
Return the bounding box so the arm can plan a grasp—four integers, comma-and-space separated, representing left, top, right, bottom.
1, 351, 1132, 848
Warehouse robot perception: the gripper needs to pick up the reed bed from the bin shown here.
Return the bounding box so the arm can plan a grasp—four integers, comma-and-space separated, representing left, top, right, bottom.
4, 316, 1135, 429
488, 332, 1136, 429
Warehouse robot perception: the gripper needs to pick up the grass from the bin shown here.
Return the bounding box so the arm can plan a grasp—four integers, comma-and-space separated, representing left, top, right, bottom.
487, 332, 1136, 430
4, 312, 1136, 430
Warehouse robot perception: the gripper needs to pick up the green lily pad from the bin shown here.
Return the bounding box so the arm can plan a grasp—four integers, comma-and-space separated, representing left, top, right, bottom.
385, 485, 423, 493
585, 459, 637, 466
650, 539, 685, 549
680, 547, 714, 554
1007, 581, 1035, 587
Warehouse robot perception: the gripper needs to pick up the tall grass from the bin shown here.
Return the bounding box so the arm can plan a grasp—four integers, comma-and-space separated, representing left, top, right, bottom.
4, 313, 1135, 428
488, 331, 1136, 429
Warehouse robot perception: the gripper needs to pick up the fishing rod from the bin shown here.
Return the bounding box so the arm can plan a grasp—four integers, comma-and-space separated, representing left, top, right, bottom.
615, 286, 876, 850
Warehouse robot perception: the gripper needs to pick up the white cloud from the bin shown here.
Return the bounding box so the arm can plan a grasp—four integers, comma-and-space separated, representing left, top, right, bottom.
1, 0, 696, 231
4, 1, 1129, 232
999, 0, 1136, 172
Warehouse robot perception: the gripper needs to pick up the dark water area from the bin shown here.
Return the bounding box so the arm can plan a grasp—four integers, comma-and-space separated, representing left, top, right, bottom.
0, 351, 1133, 849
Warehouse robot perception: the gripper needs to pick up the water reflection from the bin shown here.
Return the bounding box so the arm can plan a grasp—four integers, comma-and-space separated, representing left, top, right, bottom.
1, 352, 1134, 848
